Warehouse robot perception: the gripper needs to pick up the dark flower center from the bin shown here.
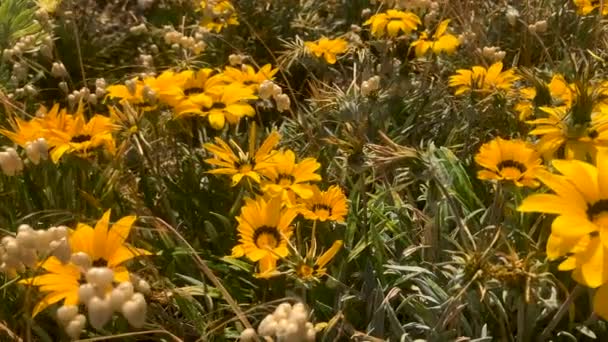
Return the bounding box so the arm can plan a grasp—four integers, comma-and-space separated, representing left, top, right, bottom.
253, 226, 281, 249
71, 134, 92, 143
312, 204, 332, 215
588, 129, 599, 139
184, 87, 204, 95
587, 199, 608, 222
92, 258, 108, 267
277, 174, 295, 185
497, 160, 527, 173
211, 102, 227, 110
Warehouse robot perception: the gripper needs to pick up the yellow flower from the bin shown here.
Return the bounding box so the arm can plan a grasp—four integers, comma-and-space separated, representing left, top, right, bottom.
298, 185, 348, 222
410, 19, 460, 57
527, 107, 608, 161
449, 62, 519, 96
231, 196, 298, 276
45, 105, 117, 163
172, 68, 222, 115
0, 104, 71, 147
474, 137, 544, 187
363, 9, 421, 38
260, 150, 322, 201
514, 74, 575, 121
200, 0, 239, 33
573, 0, 608, 15
296, 240, 343, 281
106, 79, 147, 105
204, 131, 280, 186
304, 37, 349, 64
142, 70, 190, 106
222, 64, 278, 90
177, 82, 257, 130
21, 210, 150, 316
593, 283, 608, 320
21, 257, 81, 317
519, 151, 608, 288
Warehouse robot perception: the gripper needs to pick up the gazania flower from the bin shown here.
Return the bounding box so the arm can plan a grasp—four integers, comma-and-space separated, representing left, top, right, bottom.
304, 37, 349, 64
45, 106, 117, 163
449, 62, 519, 96
410, 19, 460, 57
141, 70, 190, 106
200, 0, 239, 33
179, 82, 257, 130
298, 185, 348, 222
363, 9, 421, 38
260, 150, 322, 201
514, 74, 574, 120
0, 104, 71, 148
527, 106, 608, 161
21, 257, 81, 317
573, 0, 608, 15
21, 210, 150, 316
296, 240, 343, 280
172, 68, 222, 115
474, 137, 544, 187
222, 64, 278, 90
231, 196, 298, 275
204, 131, 280, 186
106, 79, 147, 105
518, 151, 608, 288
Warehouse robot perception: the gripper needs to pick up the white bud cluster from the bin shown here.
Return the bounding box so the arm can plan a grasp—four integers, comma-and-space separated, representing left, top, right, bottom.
386, 0, 436, 10
56, 305, 87, 340
258, 80, 290, 112
505, 6, 520, 26
164, 27, 207, 55
528, 20, 548, 34
139, 54, 154, 68
229, 53, 246, 66
72, 257, 150, 331
0, 224, 70, 274
0, 147, 23, 176
361, 75, 381, 97
67, 87, 96, 107
25, 138, 49, 164
480, 46, 506, 62
257, 302, 315, 342
51, 62, 68, 78
95, 78, 107, 98
3, 33, 52, 63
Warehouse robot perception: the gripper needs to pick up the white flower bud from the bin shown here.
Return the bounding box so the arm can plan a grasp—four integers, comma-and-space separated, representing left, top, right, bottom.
71, 252, 92, 270
78, 283, 96, 304
258, 318, 278, 336
125, 79, 137, 95
506, 7, 519, 26
136, 279, 151, 295
25, 138, 49, 164
51, 62, 67, 78
59, 81, 69, 93
110, 287, 129, 311
240, 328, 257, 341
20, 248, 37, 267
34, 229, 52, 251
16, 226, 35, 248
65, 314, 86, 339
54, 225, 68, 239
50, 238, 71, 264
5, 240, 18, 256
274, 94, 290, 112
88, 93, 97, 105
258, 80, 276, 100
86, 267, 114, 289
0, 148, 23, 176
121, 292, 147, 328
306, 328, 316, 341
228, 54, 244, 66
87, 296, 112, 330
56, 305, 78, 326
116, 281, 135, 299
